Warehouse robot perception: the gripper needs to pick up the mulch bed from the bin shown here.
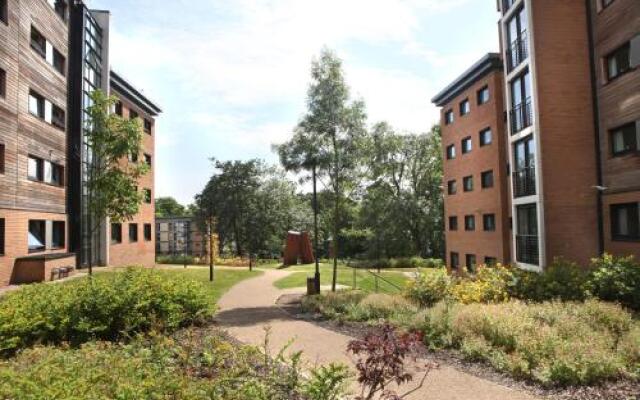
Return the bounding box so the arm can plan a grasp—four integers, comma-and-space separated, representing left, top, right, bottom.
276, 293, 640, 400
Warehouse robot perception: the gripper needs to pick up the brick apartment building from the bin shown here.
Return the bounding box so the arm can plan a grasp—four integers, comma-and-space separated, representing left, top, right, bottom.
433, 0, 639, 271
0, 0, 160, 286
156, 217, 212, 262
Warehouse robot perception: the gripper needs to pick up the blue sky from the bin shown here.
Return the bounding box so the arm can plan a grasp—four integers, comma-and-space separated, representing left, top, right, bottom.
91, 0, 499, 205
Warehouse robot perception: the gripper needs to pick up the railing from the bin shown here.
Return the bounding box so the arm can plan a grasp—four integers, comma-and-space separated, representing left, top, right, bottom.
512, 166, 536, 197
502, 0, 517, 13
516, 235, 539, 265
510, 97, 533, 134
506, 32, 528, 72
343, 263, 404, 294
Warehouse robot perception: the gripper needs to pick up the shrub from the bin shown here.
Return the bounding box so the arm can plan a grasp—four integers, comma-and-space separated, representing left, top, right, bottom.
588, 254, 640, 311
0, 268, 215, 356
404, 268, 451, 307
511, 258, 590, 302
416, 299, 638, 386
349, 257, 444, 270
355, 294, 416, 321
157, 254, 198, 265
302, 291, 416, 323
302, 291, 366, 320
450, 265, 513, 304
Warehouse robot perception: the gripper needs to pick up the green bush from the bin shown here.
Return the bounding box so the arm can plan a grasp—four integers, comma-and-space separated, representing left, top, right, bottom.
511, 258, 590, 302
302, 291, 415, 323
450, 265, 513, 304
349, 257, 444, 269
404, 268, 451, 307
156, 254, 202, 265
588, 254, 640, 311
414, 299, 638, 386
0, 268, 215, 356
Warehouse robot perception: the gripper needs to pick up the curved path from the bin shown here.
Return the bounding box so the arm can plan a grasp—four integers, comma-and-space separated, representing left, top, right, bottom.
217, 269, 539, 400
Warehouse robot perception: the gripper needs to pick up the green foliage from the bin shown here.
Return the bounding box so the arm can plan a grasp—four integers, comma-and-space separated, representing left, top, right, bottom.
156, 254, 198, 265
413, 300, 638, 386
511, 259, 590, 302
404, 268, 451, 307
0, 330, 347, 400
450, 265, 513, 304
350, 257, 444, 269
155, 196, 190, 217
588, 254, 640, 311
0, 268, 215, 356
302, 291, 416, 324
85, 90, 149, 226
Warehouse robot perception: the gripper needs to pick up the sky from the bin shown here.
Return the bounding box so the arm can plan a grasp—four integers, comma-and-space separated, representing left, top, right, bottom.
91, 0, 500, 205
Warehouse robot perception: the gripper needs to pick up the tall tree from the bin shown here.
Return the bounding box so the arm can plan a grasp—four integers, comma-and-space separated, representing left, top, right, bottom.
297, 48, 367, 291
85, 90, 149, 275
155, 197, 187, 217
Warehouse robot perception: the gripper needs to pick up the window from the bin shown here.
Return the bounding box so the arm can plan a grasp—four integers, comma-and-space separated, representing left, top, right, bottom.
129, 152, 138, 163
610, 122, 638, 156
29, 91, 45, 118
0, 68, 5, 98
510, 70, 532, 133
606, 42, 631, 81
129, 224, 138, 242
28, 155, 43, 181
513, 135, 536, 197
449, 216, 458, 231
446, 144, 456, 160
483, 214, 496, 231
485, 257, 497, 266
30, 26, 46, 57
144, 154, 152, 166
111, 223, 122, 244
0, 218, 4, 255
28, 220, 46, 252
0, 143, 4, 174
459, 99, 470, 116
479, 128, 492, 146
465, 254, 477, 273
447, 180, 457, 195
516, 204, 539, 265
51, 104, 65, 129
129, 110, 138, 120
445, 110, 454, 125
114, 101, 123, 116
0, 0, 6, 24
49, 0, 68, 21
144, 224, 152, 241
450, 252, 459, 269
611, 203, 639, 241
465, 215, 475, 231
481, 170, 494, 189
51, 221, 65, 249
30, 26, 65, 75
477, 86, 490, 105
44, 160, 64, 186
144, 189, 152, 204
506, 7, 528, 71
144, 119, 152, 134
461, 137, 472, 154
463, 176, 473, 192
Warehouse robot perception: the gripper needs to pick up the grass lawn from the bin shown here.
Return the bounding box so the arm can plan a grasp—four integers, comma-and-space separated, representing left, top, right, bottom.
156, 266, 263, 303
273, 263, 411, 294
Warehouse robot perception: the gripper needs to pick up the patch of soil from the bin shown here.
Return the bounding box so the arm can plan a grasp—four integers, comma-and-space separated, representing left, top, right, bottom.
276, 294, 640, 400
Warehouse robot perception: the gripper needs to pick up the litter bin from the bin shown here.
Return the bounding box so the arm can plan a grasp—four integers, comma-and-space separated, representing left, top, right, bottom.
307, 277, 319, 295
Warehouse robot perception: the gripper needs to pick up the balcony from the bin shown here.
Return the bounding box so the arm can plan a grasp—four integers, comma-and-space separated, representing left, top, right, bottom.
510, 97, 533, 134
506, 32, 528, 72
513, 166, 536, 197
516, 235, 539, 265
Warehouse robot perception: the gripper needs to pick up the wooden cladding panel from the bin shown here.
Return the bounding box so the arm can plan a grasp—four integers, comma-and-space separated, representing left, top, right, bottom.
0, 0, 68, 214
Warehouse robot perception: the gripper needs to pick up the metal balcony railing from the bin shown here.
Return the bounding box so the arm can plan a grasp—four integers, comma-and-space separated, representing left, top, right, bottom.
516, 235, 539, 265
513, 166, 536, 197
502, 0, 517, 13
506, 32, 528, 72
510, 97, 533, 134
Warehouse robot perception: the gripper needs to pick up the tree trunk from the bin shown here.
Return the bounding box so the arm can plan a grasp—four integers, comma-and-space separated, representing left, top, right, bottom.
332, 130, 339, 292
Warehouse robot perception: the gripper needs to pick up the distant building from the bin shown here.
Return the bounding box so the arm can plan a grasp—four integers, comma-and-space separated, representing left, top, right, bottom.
156, 217, 214, 262
432, 0, 640, 272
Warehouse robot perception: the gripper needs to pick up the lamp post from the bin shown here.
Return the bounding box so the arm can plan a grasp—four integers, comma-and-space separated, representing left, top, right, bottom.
312, 163, 321, 294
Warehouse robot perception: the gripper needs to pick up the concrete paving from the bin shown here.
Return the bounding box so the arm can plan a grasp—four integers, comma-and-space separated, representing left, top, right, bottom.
217, 269, 540, 400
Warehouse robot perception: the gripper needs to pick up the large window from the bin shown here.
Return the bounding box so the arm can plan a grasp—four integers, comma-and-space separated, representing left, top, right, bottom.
29, 91, 45, 119
506, 7, 528, 71
516, 204, 539, 265
129, 224, 138, 242
28, 155, 43, 181
446, 144, 456, 160
606, 42, 631, 81
28, 220, 46, 253
447, 180, 457, 195
483, 214, 496, 231
459, 99, 470, 116
28, 155, 63, 186
463, 176, 473, 192
481, 170, 494, 189
510, 70, 532, 134
479, 128, 492, 146
465, 254, 477, 273
611, 122, 638, 156
513, 135, 536, 197
445, 110, 454, 125
30, 26, 65, 75
450, 252, 459, 269
144, 224, 152, 241
449, 216, 458, 231
111, 223, 122, 244
52, 221, 65, 249
611, 203, 639, 241
465, 215, 476, 231
462, 137, 472, 154
144, 119, 152, 134
144, 154, 152, 166
29, 90, 65, 129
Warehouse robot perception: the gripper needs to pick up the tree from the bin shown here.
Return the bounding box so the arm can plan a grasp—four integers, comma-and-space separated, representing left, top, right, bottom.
155, 197, 187, 218
295, 48, 367, 291
85, 90, 149, 274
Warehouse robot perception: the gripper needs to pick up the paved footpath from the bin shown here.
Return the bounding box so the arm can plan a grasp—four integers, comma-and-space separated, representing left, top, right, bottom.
217, 269, 540, 400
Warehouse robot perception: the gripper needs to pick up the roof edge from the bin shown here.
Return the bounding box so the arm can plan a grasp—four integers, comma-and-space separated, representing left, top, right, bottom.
431, 53, 503, 107
110, 70, 162, 116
